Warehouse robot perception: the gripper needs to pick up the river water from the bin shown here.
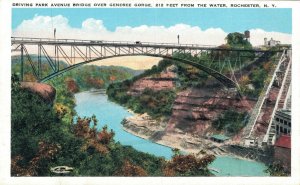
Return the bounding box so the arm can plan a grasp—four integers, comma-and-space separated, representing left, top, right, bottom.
74, 91, 269, 176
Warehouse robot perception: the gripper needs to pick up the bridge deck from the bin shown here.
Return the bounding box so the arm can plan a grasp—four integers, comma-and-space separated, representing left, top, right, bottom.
11, 37, 272, 52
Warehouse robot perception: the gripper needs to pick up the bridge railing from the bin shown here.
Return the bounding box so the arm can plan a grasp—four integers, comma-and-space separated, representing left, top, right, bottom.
11, 36, 285, 57
11, 36, 217, 48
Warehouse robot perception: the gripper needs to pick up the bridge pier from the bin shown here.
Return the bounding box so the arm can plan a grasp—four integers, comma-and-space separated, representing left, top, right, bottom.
38, 44, 41, 79
20, 44, 24, 81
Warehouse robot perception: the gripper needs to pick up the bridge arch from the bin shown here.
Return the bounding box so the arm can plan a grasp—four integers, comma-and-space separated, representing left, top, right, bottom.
40, 54, 239, 90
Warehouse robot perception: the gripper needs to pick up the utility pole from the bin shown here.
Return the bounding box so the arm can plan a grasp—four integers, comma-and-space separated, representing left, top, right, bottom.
54, 28, 56, 39
177, 34, 180, 44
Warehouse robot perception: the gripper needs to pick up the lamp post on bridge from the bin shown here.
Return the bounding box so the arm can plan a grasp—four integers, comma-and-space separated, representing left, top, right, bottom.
54, 28, 58, 71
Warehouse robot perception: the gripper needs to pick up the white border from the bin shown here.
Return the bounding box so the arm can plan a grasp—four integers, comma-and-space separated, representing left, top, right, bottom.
1, 0, 300, 185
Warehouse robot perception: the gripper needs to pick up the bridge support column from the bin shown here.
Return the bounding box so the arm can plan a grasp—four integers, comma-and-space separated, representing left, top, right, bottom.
20, 44, 24, 81
55, 45, 59, 72
38, 44, 41, 79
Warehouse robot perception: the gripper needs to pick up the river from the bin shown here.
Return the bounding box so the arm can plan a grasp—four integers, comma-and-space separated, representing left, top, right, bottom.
74, 91, 269, 176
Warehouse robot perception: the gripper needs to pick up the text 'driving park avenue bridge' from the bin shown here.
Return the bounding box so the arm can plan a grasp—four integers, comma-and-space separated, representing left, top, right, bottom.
11, 36, 292, 148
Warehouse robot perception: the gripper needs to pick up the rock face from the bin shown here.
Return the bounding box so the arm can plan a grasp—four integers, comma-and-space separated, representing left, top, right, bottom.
122, 113, 227, 156
122, 113, 166, 138
123, 111, 273, 159
167, 87, 256, 138
124, 65, 258, 142
20, 82, 56, 103
128, 65, 177, 96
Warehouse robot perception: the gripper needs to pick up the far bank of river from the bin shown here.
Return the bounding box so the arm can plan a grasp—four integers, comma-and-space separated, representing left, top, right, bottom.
74, 91, 269, 176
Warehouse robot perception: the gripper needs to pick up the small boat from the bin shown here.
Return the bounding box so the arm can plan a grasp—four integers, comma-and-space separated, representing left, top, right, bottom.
50, 166, 74, 174
208, 167, 220, 173
89, 88, 106, 94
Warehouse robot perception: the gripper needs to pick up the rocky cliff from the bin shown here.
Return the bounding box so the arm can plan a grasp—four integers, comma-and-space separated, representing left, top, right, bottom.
167, 87, 256, 139
128, 65, 177, 96
20, 82, 56, 103
122, 62, 261, 142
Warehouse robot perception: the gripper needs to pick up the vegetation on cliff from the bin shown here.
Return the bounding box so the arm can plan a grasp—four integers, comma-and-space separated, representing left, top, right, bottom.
11, 74, 215, 176
11, 56, 137, 90
163, 153, 215, 176
212, 110, 249, 135
107, 59, 177, 118
11, 57, 138, 126
109, 87, 176, 118
265, 162, 290, 176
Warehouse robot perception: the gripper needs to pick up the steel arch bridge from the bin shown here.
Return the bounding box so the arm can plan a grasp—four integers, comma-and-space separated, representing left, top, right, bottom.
11, 37, 279, 91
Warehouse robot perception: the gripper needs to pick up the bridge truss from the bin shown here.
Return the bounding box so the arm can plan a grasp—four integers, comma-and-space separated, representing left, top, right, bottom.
11, 37, 278, 91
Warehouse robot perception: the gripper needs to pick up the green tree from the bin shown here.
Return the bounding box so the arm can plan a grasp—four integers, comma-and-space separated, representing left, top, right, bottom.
212, 110, 248, 135
265, 162, 290, 176
225, 32, 252, 49
11, 75, 65, 176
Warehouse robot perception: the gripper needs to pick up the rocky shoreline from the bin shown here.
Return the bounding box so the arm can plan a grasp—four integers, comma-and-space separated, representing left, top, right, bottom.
122, 112, 272, 165
122, 113, 231, 158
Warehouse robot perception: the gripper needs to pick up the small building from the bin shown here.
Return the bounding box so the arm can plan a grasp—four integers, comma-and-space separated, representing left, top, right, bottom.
244, 137, 258, 147
264, 38, 281, 47
210, 134, 230, 143
274, 135, 291, 172
274, 109, 291, 138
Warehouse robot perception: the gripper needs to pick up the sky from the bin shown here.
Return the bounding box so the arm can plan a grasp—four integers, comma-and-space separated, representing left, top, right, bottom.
11, 8, 292, 69
12, 8, 291, 33
12, 8, 292, 47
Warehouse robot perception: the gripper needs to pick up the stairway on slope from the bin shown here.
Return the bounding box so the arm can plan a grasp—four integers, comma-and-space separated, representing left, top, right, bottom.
241, 52, 281, 140
265, 56, 291, 145
277, 65, 291, 109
